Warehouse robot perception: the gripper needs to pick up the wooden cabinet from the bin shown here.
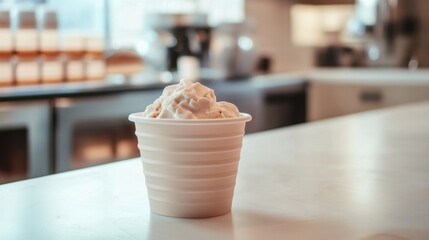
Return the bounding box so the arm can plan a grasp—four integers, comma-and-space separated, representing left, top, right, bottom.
308, 81, 429, 121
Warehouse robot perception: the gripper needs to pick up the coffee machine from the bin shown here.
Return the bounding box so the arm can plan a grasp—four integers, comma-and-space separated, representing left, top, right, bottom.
142, 14, 211, 73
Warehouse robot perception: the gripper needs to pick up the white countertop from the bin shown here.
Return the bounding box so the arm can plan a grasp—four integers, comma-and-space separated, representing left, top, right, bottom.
1, 101, 429, 239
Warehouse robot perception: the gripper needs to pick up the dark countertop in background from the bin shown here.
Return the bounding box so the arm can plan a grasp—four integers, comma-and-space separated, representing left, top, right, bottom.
4, 67, 429, 102
0, 79, 167, 102
0, 73, 307, 102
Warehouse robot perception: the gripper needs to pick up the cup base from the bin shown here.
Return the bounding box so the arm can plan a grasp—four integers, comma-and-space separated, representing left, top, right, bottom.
150, 200, 232, 218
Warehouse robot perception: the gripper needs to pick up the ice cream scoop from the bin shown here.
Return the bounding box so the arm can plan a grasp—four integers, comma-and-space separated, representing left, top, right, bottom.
142, 79, 240, 119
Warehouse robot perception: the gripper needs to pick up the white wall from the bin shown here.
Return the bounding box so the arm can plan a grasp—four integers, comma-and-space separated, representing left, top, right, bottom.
245, 0, 314, 72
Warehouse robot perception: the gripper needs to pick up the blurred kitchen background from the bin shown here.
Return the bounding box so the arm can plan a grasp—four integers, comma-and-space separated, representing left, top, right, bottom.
1, 0, 429, 184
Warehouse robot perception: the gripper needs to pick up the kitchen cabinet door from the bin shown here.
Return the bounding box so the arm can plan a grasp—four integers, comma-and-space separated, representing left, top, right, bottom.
308, 82, 429, 121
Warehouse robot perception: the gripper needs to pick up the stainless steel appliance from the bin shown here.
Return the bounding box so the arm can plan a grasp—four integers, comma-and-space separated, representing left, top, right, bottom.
364, 0, 419, 67
141, 14, 211, 72
0, 100, 51, 183
209, 21, 258, 79
54, 90, 162, 172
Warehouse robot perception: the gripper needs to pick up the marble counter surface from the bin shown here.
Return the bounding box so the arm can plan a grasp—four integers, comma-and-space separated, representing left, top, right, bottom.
1, 101, 429, 239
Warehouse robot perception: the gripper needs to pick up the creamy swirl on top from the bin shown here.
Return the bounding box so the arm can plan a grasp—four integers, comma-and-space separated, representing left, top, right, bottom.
142, 79, 240, 119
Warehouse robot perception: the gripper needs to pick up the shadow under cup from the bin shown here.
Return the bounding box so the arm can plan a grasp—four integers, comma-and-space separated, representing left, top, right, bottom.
129, 113, 252, 218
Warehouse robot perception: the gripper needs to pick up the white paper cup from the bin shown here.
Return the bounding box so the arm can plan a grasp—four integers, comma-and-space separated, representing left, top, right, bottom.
129, 113, 252, 218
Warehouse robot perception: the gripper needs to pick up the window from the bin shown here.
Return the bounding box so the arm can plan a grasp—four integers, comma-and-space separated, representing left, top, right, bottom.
108, 0, 244, 48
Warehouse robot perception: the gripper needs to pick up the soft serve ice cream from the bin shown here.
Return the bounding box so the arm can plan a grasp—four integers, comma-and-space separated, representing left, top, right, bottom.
142, 79, 240, 119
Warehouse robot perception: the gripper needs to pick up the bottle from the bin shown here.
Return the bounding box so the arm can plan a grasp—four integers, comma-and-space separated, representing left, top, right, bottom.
84, 35, 105, 81
15, 10, 40, 85
63, 34, 84, 82
40, 10, 63, 84
0, 10, 13, 86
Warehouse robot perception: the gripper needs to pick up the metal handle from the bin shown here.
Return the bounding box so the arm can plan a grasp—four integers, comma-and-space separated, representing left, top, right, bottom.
360, 90, 382, 103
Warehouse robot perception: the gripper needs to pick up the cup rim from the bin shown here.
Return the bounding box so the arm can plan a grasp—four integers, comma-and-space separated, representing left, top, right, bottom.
129, 112, 252, 125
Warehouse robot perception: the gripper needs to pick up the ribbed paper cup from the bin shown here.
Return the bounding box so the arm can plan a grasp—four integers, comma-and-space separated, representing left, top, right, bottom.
129, 113, 252, 218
